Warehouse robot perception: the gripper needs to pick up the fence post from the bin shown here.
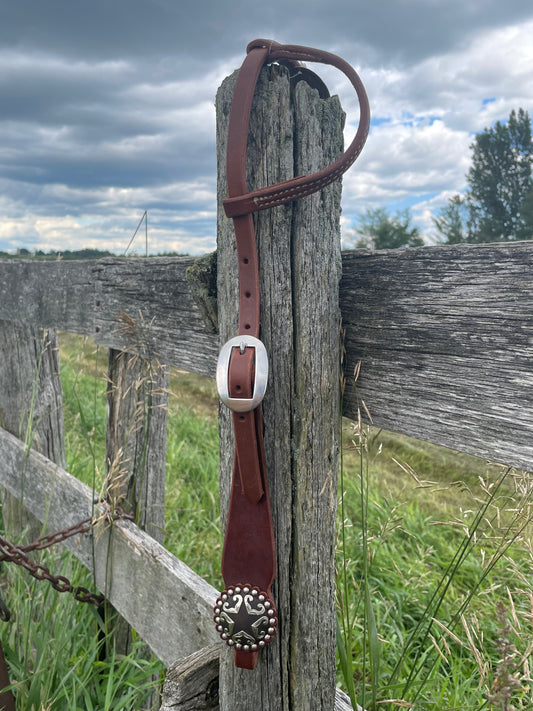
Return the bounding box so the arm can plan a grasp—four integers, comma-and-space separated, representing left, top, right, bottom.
0, 322, 65, 540
104, 344, 169, 657
106, 348, 169, 541
216, 64, 343, 710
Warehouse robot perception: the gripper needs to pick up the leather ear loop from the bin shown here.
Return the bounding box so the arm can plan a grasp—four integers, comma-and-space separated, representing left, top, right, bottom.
223, 39, 370, 219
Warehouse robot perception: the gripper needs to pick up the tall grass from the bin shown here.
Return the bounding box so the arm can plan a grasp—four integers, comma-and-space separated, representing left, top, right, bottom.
2, 332, 533, 709
1, 333, 166, 709
336, 412, 533, 710
1, 550, 163, 710
59, 335, 222, 583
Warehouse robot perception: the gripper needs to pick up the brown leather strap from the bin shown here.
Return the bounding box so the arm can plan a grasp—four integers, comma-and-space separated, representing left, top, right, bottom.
215, 39, 369, 669
224, 39, 370, 219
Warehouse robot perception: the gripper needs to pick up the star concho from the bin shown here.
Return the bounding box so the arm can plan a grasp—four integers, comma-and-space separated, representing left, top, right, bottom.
214, 585, 278, 652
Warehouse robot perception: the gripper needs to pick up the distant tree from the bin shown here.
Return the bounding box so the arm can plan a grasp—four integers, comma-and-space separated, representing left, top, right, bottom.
432, 195, 476, 244
435, 108, 533, 243
519, 187, 533, 239
354, 207, 424, 250
468, 108, 532, 240
60, 248, 115, 259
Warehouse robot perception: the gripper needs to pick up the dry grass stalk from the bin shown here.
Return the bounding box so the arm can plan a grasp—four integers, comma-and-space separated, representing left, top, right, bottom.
486, 601, 525, 711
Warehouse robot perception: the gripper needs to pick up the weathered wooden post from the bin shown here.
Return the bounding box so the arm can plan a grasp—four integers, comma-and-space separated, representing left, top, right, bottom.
104, 321, 170, 711
106, 347, 169, 543
104, 338, 169, 661
216, 62, 345, 710
0, 322, 65, 540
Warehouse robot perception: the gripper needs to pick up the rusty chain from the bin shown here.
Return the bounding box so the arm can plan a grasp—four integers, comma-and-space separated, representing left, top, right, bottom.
0, 509, 134, 607
15, 517, 94, 553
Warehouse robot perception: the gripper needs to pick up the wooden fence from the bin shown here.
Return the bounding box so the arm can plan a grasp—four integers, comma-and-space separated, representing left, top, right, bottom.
0, 240, 531, 709
0, 61, 532, 710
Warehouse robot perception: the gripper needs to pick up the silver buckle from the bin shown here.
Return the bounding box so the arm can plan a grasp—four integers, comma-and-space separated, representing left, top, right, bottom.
216, 335, 268, 412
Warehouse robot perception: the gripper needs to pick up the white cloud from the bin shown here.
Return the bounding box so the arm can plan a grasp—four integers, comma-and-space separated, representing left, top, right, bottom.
0, 209, 216, 255
337, 17, 533, 236
356, 18, 533, 132
343, 120, 471, 213
1, 6, 533, 252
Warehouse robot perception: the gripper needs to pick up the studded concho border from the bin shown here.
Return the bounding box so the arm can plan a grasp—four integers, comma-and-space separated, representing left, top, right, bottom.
214, 585, 278, 652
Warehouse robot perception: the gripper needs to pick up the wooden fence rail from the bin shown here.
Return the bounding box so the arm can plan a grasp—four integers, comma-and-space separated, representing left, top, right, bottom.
0, 423, 218, 666
342, 241, 533, 472
1, 240, 531, 471
1, 240, 532, 709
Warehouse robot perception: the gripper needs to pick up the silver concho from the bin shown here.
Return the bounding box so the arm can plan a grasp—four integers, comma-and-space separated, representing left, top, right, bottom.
214, 585, 277, 651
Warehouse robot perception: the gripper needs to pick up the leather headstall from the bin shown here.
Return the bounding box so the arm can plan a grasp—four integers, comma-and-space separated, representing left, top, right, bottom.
214, 39, 370, 670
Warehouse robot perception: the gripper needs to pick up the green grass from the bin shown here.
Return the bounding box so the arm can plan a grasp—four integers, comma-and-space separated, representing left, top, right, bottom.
1, 547, 164, 709
59, 333, 222, 586
2, 332, 533, 710
337, 419, 533, 710
164, 400, 222, 586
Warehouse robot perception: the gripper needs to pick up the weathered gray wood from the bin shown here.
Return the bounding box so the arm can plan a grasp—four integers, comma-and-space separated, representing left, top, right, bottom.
0, 425, 219, 665
159, 646, 359, 711
0, 322, 65, 539
0, 241, 532, 472
216, 64, 343, 710
160, 645, 220, 711
93, 257, 218, 375
341, 243, 533, 472
186, 252, 218, 334
0, 260, 94, 336
0, 256, 219, 376
335, 689, 357, 711
105, 347, 169, 675
106, 347, 169, 542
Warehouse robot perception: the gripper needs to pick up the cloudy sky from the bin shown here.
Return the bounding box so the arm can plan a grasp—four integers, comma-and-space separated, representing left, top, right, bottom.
1, 1, 532, 255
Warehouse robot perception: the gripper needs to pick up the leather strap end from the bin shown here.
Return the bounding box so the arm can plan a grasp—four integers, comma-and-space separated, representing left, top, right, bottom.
235, 648, 259, 669
223, 194, 257, 218
246, 38, 281, 55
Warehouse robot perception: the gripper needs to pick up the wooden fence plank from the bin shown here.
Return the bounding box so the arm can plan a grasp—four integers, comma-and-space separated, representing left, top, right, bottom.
0, 259, 94, 336
93, 257, 217, 376
0, 242, 532, 471
0, 425, 219, 665
0, 322, 65, 541
160, 645, 220, 711
159, 646, 360, 711
0, 257, 218, 376
105, 348, 169, 543
341, 243, 533, 472
104, 346, 169, 685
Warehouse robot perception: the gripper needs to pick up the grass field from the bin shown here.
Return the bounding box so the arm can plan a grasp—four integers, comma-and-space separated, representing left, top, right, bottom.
1, 332, 532, 710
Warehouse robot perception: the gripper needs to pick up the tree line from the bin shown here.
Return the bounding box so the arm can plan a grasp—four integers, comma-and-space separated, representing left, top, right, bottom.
0, 247, 117, 260
353, 108, 533, 249
0, 248, 188, 259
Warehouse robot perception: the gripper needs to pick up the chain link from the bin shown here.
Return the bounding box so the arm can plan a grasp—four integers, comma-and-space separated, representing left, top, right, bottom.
17, 518, 93, 553
0, 509, 134, 607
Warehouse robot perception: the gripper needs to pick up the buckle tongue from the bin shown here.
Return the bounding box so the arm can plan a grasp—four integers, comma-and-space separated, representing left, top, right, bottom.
216, 335, 268, 412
